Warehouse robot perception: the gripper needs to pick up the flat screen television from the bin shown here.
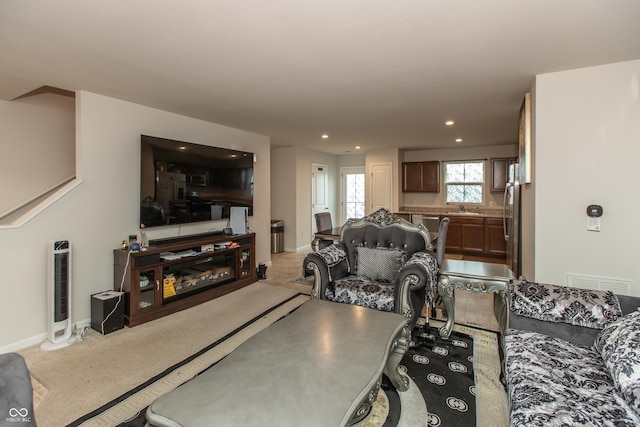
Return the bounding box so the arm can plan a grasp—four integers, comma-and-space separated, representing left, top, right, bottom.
140, 135, 253, 229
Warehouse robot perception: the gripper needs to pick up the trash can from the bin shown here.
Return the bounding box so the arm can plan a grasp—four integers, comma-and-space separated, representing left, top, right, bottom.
271, 220, 284, 253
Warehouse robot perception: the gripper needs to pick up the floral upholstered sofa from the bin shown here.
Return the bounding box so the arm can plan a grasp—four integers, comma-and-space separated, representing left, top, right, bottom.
303, 208, 439, 329
505, 280, 640, 426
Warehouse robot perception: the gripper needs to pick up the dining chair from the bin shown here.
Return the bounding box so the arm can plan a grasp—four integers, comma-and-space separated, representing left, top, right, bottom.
314, 212, 333, 232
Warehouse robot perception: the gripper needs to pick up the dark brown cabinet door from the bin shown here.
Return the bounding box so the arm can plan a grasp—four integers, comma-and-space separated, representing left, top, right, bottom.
402, 162, 424, 192
442, 216, 506, 258
460, 218, 485, 254
402, 161, 440, 192
490, 158, 517, 193
443, 216, 484, 254
484, 217, 507, 256
445, 221, 462, 252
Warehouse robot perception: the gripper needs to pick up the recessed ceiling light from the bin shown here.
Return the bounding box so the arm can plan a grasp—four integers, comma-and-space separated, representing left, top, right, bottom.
355, 146, 361, 150
321, 134, 329, 139
455, 138, 463, 143
445, 120, 455, 126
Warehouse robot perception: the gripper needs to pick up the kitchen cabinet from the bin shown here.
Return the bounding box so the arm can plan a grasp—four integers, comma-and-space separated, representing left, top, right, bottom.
402, 161, 440, 193
484, 217, 507, 256
113, 233, 256, 326
490, 157, 517, 193
444, 216, 485, 254
441, 215, 505, 258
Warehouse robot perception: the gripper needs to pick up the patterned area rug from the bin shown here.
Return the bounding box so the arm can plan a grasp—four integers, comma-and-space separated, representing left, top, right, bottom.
382, 321, 476, 427
359, 319, 507, 427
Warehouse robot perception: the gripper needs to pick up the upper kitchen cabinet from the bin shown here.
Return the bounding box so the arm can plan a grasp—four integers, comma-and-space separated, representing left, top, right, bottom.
402, 161, 440, 193
490, 157, 517, 193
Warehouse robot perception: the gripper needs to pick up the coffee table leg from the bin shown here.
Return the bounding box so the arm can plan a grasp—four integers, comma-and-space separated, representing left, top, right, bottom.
385, 326, 410, 392
437, 274, 455, 339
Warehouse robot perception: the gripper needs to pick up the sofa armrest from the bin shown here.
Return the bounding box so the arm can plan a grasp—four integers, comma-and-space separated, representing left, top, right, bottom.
395, 251, 438, 328
304, 243, 349, 300
398, 250, 439, 302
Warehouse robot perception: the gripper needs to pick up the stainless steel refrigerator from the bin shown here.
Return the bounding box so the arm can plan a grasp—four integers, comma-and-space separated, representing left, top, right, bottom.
156, 171, 187, 213
503, 163, 521, 277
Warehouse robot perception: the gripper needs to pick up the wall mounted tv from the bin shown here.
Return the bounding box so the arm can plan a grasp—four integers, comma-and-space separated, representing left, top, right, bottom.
140, 135, 253, 229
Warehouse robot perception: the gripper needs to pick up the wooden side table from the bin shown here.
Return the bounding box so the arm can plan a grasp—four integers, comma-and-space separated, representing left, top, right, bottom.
437, 259, 514, 339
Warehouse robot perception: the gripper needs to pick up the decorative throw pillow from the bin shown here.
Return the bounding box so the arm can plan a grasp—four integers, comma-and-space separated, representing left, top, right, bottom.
511, 280, 622, 329
593, 310, 640, 417
314, 243, 347, 267
355, 246, 405, 283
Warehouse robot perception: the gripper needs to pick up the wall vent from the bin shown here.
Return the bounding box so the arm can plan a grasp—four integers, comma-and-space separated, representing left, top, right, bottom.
566, 273, 632, 295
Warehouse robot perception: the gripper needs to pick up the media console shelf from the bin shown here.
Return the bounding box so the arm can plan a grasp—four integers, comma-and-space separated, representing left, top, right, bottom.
114, 232, 256, 326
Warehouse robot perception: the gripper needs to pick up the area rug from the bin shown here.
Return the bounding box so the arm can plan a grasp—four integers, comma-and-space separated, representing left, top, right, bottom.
67, 293, 310, 427
377, 318, 507, 427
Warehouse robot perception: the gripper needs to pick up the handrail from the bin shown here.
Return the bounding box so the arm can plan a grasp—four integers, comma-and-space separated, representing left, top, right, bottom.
0, 177, 82, 229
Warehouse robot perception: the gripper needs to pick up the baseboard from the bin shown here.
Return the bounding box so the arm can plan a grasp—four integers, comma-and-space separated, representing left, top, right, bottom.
0, 317, 91, 354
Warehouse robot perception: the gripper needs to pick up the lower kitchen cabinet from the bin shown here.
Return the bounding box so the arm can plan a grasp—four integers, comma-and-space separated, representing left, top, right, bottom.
484, 217, 507, 256
442, 215, 505, 258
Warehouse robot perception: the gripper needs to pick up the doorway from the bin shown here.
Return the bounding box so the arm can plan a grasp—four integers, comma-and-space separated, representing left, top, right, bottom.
311, 163, 329, 232
340, 166, 365, 224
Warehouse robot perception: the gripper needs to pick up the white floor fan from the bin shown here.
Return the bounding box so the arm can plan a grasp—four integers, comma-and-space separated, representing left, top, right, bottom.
41, 240, 73, 351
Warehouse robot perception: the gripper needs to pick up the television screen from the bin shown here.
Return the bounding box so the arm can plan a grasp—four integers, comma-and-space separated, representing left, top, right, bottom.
140, 135, 253, 228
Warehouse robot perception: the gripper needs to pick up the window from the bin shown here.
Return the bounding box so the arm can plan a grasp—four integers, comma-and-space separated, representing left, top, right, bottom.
341, 168, 366, 222
444, 161, 484, 204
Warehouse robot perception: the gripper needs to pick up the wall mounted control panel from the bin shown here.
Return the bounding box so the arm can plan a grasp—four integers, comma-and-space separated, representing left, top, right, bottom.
587, 204, 603, 217
586, 204, 603, 232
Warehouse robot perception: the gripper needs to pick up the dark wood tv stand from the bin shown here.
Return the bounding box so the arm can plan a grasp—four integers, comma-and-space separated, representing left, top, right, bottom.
113, 232, 256, 327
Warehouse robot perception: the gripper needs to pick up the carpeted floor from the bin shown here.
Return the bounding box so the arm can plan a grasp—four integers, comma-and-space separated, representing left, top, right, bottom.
18, 282, 307, 427
61, 312, 506, 427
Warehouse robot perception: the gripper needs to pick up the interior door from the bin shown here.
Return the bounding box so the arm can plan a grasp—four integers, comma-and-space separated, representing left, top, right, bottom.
369, 162, 392, 214
311, 163, 329, 232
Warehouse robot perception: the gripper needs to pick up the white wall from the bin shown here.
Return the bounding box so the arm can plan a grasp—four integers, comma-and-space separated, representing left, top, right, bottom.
0, 94, 75, 217
533, 59, 640, 294
0, 91, 271, 351
270, 147, 299, 252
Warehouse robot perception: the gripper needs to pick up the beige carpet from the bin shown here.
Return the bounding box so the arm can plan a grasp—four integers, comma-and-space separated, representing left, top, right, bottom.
18, 282, 306, 427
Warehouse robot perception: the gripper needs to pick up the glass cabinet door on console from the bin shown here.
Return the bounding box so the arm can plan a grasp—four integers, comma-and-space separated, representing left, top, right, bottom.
239, 246, 253, 279
162, 253, 236, 304
136, 267, 162, 312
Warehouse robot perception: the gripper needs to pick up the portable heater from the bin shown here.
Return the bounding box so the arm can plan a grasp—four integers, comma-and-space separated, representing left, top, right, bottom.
41, 240, 73, 350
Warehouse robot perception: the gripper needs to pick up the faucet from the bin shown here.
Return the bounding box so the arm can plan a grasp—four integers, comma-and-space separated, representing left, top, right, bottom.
458, 204, 465, 212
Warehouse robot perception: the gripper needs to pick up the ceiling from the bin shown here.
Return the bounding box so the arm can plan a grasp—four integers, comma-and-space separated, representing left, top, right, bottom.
1, 1, 639, 155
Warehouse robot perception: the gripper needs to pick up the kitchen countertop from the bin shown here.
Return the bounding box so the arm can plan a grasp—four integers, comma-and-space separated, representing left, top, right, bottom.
398, 207, 503, 218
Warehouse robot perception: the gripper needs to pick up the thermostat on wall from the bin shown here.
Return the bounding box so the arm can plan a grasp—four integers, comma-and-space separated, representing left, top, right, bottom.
587, 205, 603, 217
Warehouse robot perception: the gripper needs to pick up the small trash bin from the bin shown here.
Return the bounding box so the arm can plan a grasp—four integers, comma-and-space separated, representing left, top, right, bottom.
271, 220, 284, 253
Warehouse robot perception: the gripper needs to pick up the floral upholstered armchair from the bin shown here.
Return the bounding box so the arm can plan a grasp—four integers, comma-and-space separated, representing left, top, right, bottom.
303, 208, 439, 328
